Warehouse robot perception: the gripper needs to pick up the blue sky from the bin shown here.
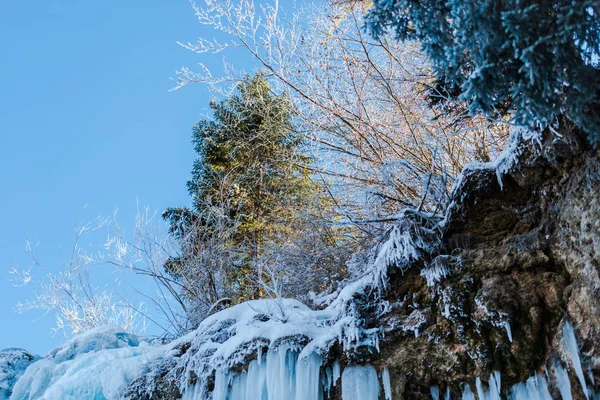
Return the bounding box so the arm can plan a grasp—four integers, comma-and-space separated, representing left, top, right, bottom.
0, 0, 235, 354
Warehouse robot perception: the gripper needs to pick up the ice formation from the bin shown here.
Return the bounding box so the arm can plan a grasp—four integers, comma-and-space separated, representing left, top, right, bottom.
185, 347, 384, 400
382, 367, 392, 400
7, 299, 391, 400
563, 321, 588, 398
554, 360, 573, 400
430, 385, 440, 400
341, 365, 379, 400
423, 321, 597, 400
6, 319, 391, 400
503, 321, 513, 343
8, 326, 172, 400
462, 383, 475, 400
443, 126, 540, 229
420, 256, 451, 287
0, 349, 39, 399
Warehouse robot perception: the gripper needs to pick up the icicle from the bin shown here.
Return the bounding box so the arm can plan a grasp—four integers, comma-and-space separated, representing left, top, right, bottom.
563, 321, 588, 399
493, 371, 501, 393
527, 374, 552, 400
476, 377, 485, 400
488, 372, 502, 400
509, 382, 528, 399
295, 353, 323, 400
246, 359, 268, 400
332, 361, 341, 387
230, 371, 248, 400
266, 346, 297, 400
341, 364, 380, 400
588, 370, 597, 400
473, 375, 501, 400
382, 367, 392, 400
325, 367, 333, 397
181, 382, 205, 400
430, 385, 440, 400
213, 368, 230, 400
462, 383, 475, 400
503, 321, 513, 343
506, 374, 552, 400
553, 360, 573, 400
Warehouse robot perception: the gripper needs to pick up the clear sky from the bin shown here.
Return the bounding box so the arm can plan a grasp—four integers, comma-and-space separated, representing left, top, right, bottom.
0, 0, 233, 355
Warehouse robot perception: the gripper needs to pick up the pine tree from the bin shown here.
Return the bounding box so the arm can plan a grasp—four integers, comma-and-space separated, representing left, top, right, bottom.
164, 74, 330, 306
365, 0, 600, 145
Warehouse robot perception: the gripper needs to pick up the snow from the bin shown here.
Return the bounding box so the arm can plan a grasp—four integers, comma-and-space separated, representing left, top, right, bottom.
0, 164, 545, 400
46, 326, 141, 363
169, 208, 441, 394
443, 126, 541, 229
6, 170, 439, 398
464, 123, 540, 191
6, 313, 392, 400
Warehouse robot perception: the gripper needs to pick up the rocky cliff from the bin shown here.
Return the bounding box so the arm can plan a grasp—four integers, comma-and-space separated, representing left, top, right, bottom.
373, 122, 600, 398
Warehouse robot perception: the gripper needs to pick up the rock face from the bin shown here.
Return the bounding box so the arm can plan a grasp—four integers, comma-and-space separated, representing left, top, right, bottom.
374, 123, 600, 398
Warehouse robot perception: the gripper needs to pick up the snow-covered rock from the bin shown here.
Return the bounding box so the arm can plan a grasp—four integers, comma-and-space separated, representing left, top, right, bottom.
46, 326, 142, 363
0, 348, 39, 399
9, 327, 166, 400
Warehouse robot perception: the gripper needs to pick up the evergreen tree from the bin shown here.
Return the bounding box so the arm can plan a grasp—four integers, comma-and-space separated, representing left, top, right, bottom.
365, 0, 600, 145
164, 74, 331, 306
